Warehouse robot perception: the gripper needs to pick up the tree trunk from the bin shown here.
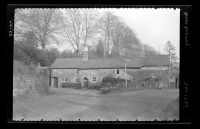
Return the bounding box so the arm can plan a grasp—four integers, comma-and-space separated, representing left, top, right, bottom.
103, 34, 107, 58
41, 38, 45, 50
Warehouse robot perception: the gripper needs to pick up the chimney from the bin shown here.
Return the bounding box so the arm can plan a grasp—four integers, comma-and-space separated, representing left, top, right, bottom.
82, 46, 88, 61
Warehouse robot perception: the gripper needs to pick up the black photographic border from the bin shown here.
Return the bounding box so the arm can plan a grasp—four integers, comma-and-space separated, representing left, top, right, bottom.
4, 3, 192, 128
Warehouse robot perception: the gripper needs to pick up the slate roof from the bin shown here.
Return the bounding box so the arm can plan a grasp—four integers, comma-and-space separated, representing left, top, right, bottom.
51, 55, 170, 69
143, 55, 170, 67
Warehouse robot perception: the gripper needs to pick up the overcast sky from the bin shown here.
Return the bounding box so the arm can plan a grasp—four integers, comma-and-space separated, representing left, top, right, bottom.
54, 8, 180, 57
109, 8, 180, 57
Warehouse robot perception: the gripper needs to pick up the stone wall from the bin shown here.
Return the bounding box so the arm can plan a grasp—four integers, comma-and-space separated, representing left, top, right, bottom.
78, 69, 135, 86
51, 69, 79, 88
127, 67, 169, 88
13, 76, 37, 97
51, 67, 169, 88
79, 69, 114, 87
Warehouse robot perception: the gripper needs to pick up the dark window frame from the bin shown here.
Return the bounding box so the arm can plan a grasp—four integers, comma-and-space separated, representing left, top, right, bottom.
75, 78, 79, 83
116, 69, 119, 74
93, 77, 96, 82
62, 78, 68, 82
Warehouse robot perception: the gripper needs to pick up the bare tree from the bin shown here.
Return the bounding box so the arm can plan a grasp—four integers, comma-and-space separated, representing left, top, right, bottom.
98, 11, 116, 57
98, 12, 141, 58
82, 9, 100, 47
61, 9, 83, 54
15, 9, 63, 50
60, 9, 100, 54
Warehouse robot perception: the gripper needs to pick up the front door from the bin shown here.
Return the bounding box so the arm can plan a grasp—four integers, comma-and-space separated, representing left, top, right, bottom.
54, 77, 58, 88
83, 77, 88, 88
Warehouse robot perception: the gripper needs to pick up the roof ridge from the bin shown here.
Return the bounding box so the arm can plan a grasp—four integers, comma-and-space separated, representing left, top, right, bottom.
51, 55, 170, 69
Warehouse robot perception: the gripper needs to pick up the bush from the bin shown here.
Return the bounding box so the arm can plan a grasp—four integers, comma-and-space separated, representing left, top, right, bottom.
61, 82, 81, 89
102, 76, 125, 88
170, 82, 177, 89
13, 61, 28, 75
127, 80, 137, 88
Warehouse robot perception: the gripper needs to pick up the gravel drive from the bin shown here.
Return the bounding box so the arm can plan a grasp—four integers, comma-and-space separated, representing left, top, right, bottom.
13, 88, 179, 121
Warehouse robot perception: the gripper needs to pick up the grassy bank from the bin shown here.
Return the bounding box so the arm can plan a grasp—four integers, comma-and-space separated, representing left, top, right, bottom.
13, 61, 51, 98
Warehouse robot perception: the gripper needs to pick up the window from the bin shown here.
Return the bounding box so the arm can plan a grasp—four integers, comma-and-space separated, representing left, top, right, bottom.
116, 69, 119, 74
75, 69, 78, 74
56, 69, 62, 73
74, 78, 79, 83
59, 69, 62, 73
93, 77, 96, 82
62, 78, 68, 82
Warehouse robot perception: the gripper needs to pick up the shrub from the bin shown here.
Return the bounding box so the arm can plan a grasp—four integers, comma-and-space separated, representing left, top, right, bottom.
13, 61, 29, 75
170, 82, 176, 89
61, 82, 81, 89
102, 76, 125, 88
127, 80, 137, 88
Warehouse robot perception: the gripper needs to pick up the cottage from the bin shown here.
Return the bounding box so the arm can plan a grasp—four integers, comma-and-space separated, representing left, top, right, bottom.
50, 49, 170, 88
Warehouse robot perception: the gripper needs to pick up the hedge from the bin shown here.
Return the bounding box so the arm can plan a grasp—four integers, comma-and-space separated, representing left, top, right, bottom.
102, 75, 167, 89
61, 82, 81, 89
102, 76, 126, 88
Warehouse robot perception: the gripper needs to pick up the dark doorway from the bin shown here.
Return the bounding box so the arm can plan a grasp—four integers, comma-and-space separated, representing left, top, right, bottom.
83, 77, 89, 88
53, 77, 58, 88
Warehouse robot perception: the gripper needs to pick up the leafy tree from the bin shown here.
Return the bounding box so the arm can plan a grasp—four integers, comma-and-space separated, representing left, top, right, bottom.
120, 26, 140, 51
23, 31, 39, 48
38, 50, 49, 66
46, 48, 60, 66
14, 41, 41, 65
14, 41, 30, 63
144, 44, 160, 56
15, 9, 63, 50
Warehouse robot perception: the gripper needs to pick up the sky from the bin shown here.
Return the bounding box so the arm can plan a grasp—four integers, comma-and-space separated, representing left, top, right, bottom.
53, 8, 180, 58
108, 8, 180, 57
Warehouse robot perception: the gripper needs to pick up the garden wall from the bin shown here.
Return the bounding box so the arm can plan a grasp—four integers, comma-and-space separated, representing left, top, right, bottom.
13, 76, 37, 97
127, 68, 169, 89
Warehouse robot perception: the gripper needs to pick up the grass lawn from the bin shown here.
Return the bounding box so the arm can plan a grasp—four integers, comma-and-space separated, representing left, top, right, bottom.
13, 88, 179, 121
